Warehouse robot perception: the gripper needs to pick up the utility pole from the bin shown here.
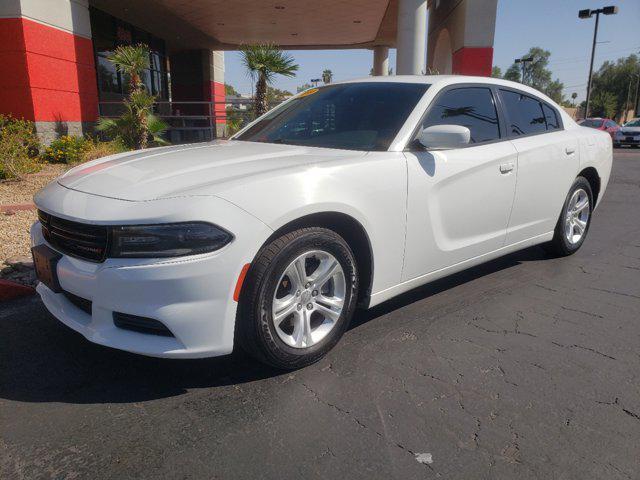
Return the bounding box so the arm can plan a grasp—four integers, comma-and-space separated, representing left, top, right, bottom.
625, 74, 639, 122
514, 56, 534, 85
579, 6, 618, 118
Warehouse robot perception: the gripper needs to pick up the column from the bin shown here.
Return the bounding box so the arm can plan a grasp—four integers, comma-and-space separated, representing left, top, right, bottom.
170, 49, 225, 139
396, 0, 427, 75
0, 0, 98, 143
373, 46, 390, 76
427, 0, 497, 77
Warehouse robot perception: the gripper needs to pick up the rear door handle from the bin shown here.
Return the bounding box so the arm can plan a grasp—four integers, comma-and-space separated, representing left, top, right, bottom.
499, 162, 514, 174
565, 147, 576, 155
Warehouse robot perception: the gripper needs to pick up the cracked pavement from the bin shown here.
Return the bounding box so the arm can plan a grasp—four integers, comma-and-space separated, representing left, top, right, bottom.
1, 149, 639, 479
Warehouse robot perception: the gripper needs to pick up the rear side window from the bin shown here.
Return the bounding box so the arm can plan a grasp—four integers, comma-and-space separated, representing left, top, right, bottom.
542, 104, 560, 131
500, 90, 547, 136
421, 87, 500, 143
581, 119, 604, 128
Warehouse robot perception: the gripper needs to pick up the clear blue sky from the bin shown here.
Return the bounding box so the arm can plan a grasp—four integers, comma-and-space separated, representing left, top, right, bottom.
224, 0, 640, 102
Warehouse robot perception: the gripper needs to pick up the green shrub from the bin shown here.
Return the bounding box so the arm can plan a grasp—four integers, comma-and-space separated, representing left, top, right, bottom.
0, 115, 42, 180
42, 135, 89, 164
82, 138, 127, 162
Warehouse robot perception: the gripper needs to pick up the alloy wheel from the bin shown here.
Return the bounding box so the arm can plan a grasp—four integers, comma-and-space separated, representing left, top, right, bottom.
272, 250, 346, 348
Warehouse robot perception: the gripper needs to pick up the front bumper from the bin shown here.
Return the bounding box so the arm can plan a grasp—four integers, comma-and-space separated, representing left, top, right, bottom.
615, 135, 640, 146
31, 187, 273, 358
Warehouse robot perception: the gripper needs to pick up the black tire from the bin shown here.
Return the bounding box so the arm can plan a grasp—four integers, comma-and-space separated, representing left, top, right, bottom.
545, 176, 593, 257
236, 227, 358, 370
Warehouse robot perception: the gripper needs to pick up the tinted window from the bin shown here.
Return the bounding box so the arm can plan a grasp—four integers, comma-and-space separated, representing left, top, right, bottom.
605, 120, 618, 128
580, 119, 604, 128
500, 90, 547, 136
542, 104, 560, 130
236, 83, 429, 151
420, 87, 500, 143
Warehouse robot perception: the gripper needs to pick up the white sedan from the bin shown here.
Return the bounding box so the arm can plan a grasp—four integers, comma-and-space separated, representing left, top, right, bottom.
32, 76, 612, 369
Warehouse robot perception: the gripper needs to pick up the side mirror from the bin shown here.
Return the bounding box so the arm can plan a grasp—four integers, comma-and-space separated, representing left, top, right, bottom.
417, 125, 471, 150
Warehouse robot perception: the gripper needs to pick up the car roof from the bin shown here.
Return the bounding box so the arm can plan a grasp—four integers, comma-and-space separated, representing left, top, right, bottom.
336, 74, 560, 104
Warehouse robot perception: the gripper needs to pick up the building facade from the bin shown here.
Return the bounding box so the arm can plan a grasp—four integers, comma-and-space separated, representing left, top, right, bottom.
0, 0, 497, 143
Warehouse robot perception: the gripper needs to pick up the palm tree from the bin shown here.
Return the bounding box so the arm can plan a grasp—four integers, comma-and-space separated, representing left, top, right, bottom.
241, 44, 298, 117
322, 69, 333, 84
97, 44, 167, 149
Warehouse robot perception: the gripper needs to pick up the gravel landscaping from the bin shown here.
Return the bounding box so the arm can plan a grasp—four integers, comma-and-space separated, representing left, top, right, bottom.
0, 164, 66, 286
0, 164, 66, 206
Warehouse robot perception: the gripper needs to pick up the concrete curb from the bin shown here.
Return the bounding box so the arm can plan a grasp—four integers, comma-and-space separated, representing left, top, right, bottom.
0, 279, 36, 301
1, 203, 36, 214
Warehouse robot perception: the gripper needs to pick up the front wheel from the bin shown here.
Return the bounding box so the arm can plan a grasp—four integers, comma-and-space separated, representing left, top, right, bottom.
236, 227, 358, 369
545, 176, 593, 256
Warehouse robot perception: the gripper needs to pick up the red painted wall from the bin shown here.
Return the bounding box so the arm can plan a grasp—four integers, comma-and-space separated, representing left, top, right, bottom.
452, 47, 493, 77
0, 17, 98, 122
205, 81, 227, 124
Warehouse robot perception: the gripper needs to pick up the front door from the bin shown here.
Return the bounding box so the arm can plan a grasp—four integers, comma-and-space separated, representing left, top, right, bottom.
402, 86, 518, 281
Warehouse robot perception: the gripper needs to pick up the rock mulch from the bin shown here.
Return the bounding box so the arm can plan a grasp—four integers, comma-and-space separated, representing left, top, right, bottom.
0, 165, 67, 288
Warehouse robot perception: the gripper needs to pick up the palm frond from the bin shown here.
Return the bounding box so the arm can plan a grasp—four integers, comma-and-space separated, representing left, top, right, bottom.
240, 43, 299, 85
108, 44, 150, 78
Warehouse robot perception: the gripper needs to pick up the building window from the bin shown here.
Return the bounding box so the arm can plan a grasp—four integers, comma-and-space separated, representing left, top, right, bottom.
90, 7, 169, 102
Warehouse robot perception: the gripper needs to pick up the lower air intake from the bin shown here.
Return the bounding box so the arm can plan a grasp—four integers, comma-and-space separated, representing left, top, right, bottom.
113, 312, 174, 337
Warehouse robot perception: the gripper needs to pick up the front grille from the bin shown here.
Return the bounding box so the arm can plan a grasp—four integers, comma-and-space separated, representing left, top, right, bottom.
622, 131, 640, 137
38, 210, 108, 262
62, 290, 92, 315
113, 312, 174, 337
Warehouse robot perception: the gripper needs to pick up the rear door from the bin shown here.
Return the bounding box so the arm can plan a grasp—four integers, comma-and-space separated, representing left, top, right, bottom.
499, 89, 580, 245
402, 86, 518, 280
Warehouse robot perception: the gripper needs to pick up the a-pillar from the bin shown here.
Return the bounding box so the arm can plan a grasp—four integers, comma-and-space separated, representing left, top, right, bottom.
372, 46, 390, 76
396, 0, 427, 75
170, 49, 225, 139
0, 0, 98, 143
427, 0, 497, 76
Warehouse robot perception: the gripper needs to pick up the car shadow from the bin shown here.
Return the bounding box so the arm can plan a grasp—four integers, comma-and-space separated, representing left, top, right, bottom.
0, 246, 547, 405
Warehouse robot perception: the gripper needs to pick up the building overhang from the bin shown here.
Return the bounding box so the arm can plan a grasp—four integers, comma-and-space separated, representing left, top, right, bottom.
89, 0, 398, 52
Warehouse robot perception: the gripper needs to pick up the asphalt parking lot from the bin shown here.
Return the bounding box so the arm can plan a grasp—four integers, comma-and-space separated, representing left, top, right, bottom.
2, 148, 639, 479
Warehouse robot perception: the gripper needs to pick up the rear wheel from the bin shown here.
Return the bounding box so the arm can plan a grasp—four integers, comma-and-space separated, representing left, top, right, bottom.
545, 176, 593, 256
237, 227, 358, 369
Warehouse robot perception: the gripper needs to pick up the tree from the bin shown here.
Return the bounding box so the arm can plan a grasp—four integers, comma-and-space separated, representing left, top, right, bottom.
504, 47, 565, 104
504, 64, 521, 82
589, 54, 640, 119
267, 87, 293, 104
322, 69, 333, 84
240, 44, 299, 117
491, 66, 502, 78
571, 92, 578, 107
590, 91, 617, 119
224, 84, 239, 96
96, 44, 167, 149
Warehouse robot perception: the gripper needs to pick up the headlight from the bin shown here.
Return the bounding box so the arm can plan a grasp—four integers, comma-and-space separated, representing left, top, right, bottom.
615, 131, 623, 138
109, 222, 233, 258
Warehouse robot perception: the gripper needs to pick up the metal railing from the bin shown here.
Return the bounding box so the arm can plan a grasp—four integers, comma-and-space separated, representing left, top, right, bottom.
98, 98, 280, 144
99, 100, 222, 144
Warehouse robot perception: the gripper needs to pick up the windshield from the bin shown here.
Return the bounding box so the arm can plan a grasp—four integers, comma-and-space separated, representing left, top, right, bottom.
235, 82, 429, 151
624, 119, 640, 127
580, 119, 604, 128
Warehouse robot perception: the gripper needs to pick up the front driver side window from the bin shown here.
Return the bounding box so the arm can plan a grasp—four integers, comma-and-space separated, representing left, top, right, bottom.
420, 87, 501, 144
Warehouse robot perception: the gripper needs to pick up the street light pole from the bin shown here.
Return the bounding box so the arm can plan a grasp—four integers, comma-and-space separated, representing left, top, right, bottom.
579, 6, 618, 118
514, 56, 534, 85
585, 11, 599, 118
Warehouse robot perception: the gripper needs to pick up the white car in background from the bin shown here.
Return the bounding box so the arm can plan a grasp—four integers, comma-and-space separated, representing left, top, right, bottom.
32, 76, 612, 369
615, 118, 640, 147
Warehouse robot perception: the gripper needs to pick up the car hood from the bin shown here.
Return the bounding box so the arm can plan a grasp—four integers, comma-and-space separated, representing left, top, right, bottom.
58, 140, 365, 201
620, 126, 640, 134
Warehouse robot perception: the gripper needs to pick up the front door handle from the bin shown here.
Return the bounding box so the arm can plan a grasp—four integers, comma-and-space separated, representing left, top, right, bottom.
499, 162, 514, 174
